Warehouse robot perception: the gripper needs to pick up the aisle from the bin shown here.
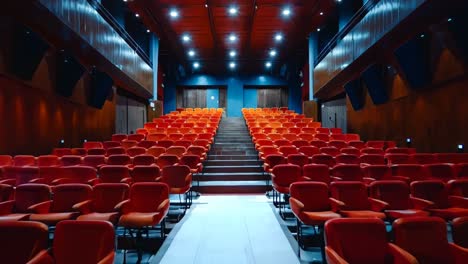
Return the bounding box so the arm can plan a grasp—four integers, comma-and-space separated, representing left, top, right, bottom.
155, 195, 300, 264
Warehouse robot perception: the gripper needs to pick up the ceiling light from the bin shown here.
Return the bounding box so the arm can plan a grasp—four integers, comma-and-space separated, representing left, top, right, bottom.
229, 50, 236, 57
123, 0, 128, 2
269, 50, 277, 57
282, 8, 291, 17
275, 33, 283, 41
169, 9, 179, 18
182, 34, 191, 42
317, 28, 321, 32
146, 29, 150, 33
193, 62, 200, 69
337, 0, 342, 2
135, 13, 140, 17
205, 4, 208, 8
229, 62, 236, 69
228, 7, 238, 15
188, 50, 196, 57
229, 34, 237, 42
320, 12, 324, 16
265, 62, 272, 68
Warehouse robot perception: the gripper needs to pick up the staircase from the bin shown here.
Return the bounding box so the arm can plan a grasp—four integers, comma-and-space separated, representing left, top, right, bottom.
193, 117, 271, 194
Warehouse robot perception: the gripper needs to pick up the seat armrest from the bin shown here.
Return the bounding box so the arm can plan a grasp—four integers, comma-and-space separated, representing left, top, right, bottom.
325, 247, 349, 264
392, 176, 410, 184
28, 201, 52, 214
368, 197, 389, 211
449, 196, 468, 208
26, 250, 54, 264
72, 200, 93, 214
157, 199, 170, 212
449, 243, 468, 264
88, 178, 100, 186
97, 252, 115, 264
184, 173, 192, 183
329, 197, 346, 212
330, 176, 343, 182
0, 179, 15, 185
51, 178, 74, 185
363, 177, 376, 185
289, 197, 304, 214
29, 178, 46, 184
155, 176, 162, 182
114, 199, 131, 213
120, 177, 133, 185
410, 196, 435, 210
387, 243, 418, 264
299, 176, 311, 182
0, 200, 15, 215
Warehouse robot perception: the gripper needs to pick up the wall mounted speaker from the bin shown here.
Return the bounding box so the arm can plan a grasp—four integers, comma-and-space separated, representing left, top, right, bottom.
361, 64, 389, 105
89, 68, 113, 109
344, 78, 365, 111
55, 51, 85, 97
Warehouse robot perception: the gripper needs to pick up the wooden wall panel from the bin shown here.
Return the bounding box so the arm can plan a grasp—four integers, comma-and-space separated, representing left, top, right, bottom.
303, 100, 318, 120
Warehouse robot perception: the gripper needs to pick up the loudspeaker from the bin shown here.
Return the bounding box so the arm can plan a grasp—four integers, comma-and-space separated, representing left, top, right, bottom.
394, 34, 432, 89
344, 78, 365, 111
55, 51, 85, 97
89, 68, 113, 109
361, 64, 389, 105
8, 25, 49, 80
447, 15, 468, 63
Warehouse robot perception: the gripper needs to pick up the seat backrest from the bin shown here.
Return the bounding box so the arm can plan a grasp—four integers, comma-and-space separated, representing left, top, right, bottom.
331, 164, 363, 181
60, 155, 82, 166
62, 166, 97, 184
92, 183, 129, 212
386, 154, 411, 165
121, 140, 138, 149
15, 184, 51, 213
161, 165, 191, 188
310, 140, 327, 148
366, 141, 385, 149
360, 154, 385, 165
287, 154, 309, 167
410, 153, 437, 164
14, 155, 36, 166
348, 140, 365, 149
391, 164, 426, 182
106, 154, 131, 165
106, 147, 126, 156
129, 182, 169, 212
423, 163, 457, 182
335, 154, 360, 165
51, 184, 92, 212
386, 148, 416, 154
330, 182, 369, 210
186, 146, 206, 156
156, 154, 179, 168
362, 165, 392, 180
298, 146, 320, 157
325, 218, 388, 264
52, 148, 73, 157
126, 147, 147, 157
393, 217, 452, 264
133, 154, 156, 166
320, 147, 340, 157
146, 146, 167, 157
279, 146, 299, 156
87, 148, 106, 156
290, 182, 331, 211
0, 221, 49, 264
166, 146, 187, 157
103, 141, 121, 149
303, 164, 330, 184
369, 180, 411, 210
99, 165, 131, 183
53, 220, 115, 264
111, 134, 127, 142
83, 141, 103, 150
291, 140, 309, 148
435, 153, 468, 164
156, 140, 175, 149
271, 164, 301, 187
71, 148, 87, 156
310, 154, 335, 167
132, 166, 160, 183
274, 139, 292, 147
452, 216, 468, 248
0, 184, 13, 202
410, 181, 450, 209
37, 155, 60, 167
361, 147, 384, 155
12, 166, 40, 185
173, 140, 192, 148
179, 155, 201, 169
340, 147, 360, 156
82, 155, 106, 168
127, 134, 145, 142
447, 179, 468, 197
136, 140, 157, 149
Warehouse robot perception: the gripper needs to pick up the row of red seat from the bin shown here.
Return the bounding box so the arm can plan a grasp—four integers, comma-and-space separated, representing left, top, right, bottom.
323, 217, 468, 264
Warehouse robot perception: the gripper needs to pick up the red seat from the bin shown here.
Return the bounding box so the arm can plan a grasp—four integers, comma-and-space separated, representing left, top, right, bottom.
37, 155, 61, 167
75, 183, 129, 224
362, 165, 393, 181
71, 148, 87, 156
289, 182, 341, 253
33, 220, 115, 264
136, 128, 148, 135
328, 140, 348, 150
448, 179, 468, 197
391, 164, 426, 182
272, 164, 308, 218
111, 134, 127, 142
386, 148, 417, 154
456, 163, 468, 178
452, 216, 468, 248
57, 166, 98, 185
360, 154, 386, 165
0, 183, 51, 221
121, 140, 138, 149
369, 180, 431, 220
329, 181, 387, 219
310, 140, 328, 148
82, 155, 106, 169
157, 140, 175, 149
0, 221, 49, 263
411, 180, 468, 220
314, 133, 330, 142
146, 146, 167, 158
366, 141, 385, 149
60, 155, 82, 166
179, 155, 203, 174
83, 141, 104, 150
29, 184, 92, 225
156, 154, 179, 169
274, 139, 292, 147
0, 184, 13, 202
136, 140, 157, 149
291, 140, 309, 148
99, 165, 131, 184
435, 153, 468, 164
161, 165, 192, 213
106, 147, 126, 156
298, 146, 320, 158
259, 146, 280, 160
133, 154, 156, 166
127, 147, 147, 157
287, 154, 309, 168
361, 147, 385, 155
335, 154, 360, 165
173, 140, 192, 148
330, 128, 342, 134
393, 217, 468, 264
329, 134, 346, 141
386, 154, 412, 165
316, 128, 330, 134
320, 147, 340, 157
424, 163, 457, 182
131, 166, 161, 183
331, 164, 371, 183
186, 146, 207, 161
103, 141, 121, 149
410, 153, 437, 164
325, 218, 417, 264
299, 133, 315, 142
0, 166, 40, 186
166, 146, 187, 158
303, 164, 330, 185
106, 154, 131, 166
127, 134, 145, 142
87, 148, 106, 155
345, 134, 361, 142
52, 148, 72, 157
263, 154, 287, 173
14, 155, 36, 166
348, 140, 365, 149
340, 147, 360, 156
311, 154, 336, 167
146, 133, 167, 142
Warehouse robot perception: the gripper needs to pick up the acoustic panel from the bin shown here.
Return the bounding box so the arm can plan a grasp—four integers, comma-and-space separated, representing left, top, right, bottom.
344, 78, 365, 111
89, 69, 113, 109
361, 64, 389, 105
55, 51, 85, 97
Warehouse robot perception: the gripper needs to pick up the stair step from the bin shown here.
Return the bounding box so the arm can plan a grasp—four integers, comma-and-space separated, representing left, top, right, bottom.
192, 181, 272, 194
203, 165, 264, 173
207, 155, 258, 160
197, 172, 268, 181
204, 160, 263, 166
208, 150, 258, 155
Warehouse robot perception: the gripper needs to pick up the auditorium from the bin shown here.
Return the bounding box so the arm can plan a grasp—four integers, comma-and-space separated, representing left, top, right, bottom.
1, 0, 468, 263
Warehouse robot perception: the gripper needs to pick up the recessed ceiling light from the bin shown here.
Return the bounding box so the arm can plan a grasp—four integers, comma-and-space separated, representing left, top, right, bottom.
123, 0, 128, 2
182, 34, 191, 42
320, 12, 324, 16
188, 50, 196, 57
265, 62, 272, 68
229, 50, 237, 57
193, 62, 200, 69
282, 8, 291, 17
228, 7, 238, 15
229, 34, 237, 42
337, 0, 342, 2
275, 33, 283, 41
169, 9, 179, 18
229, 62, 236, 69
135, 13, 140, 18
146, 29, 150, 33
205, 4, 208, 8
317, 28, 321, 32
447, 18, 453, 22
269, 50, 277, 57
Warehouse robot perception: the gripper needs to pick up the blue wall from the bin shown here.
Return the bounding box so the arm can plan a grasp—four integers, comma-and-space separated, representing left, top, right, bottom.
206, 88, 219, 108
164, 74, 302, 117
243, 88, 258, 108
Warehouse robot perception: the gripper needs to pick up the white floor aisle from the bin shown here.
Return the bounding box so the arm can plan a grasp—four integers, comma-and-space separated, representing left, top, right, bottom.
157, 195, 300, 264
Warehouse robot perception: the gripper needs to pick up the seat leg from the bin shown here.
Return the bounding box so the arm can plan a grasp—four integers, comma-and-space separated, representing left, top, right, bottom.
160, 218, 166, 238
297, 219, 302, 257
318, 225, 326, 263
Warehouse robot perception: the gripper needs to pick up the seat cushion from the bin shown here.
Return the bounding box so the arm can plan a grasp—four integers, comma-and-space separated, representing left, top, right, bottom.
386, 209, 430, 220
77, 212, 119, 224
300, 211, 341, 225
29, 212, 79, 225
429, 208, 468, 220
0, 214, 29, 221
339, 210, 386, 219
118, 212, 163, 228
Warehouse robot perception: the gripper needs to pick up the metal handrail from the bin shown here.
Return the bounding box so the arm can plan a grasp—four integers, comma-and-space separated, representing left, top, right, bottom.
315, 0, 380, 66
87, 0, 152, 67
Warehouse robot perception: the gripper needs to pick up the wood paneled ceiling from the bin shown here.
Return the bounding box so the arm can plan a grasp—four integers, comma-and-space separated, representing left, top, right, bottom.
130, 0, 336, 75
